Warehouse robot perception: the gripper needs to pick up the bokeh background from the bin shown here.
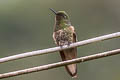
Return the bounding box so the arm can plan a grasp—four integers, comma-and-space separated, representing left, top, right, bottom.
0, 0, 120, 80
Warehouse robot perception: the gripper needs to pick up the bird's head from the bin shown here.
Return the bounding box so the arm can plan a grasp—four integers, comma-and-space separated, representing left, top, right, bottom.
50, 8, 69, 21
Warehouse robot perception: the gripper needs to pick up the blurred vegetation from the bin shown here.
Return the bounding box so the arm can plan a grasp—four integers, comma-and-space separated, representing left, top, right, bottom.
0, 0, 120, 80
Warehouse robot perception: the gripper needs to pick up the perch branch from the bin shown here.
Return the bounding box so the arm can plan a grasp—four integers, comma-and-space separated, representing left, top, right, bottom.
0, 32, 120, 63
0, 49, 120, 79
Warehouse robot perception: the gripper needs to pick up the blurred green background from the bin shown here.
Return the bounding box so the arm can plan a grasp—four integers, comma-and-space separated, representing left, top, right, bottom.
0, 0, 120, 80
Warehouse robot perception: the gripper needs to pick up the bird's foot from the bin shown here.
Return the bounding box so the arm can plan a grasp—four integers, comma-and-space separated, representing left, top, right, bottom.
67, 42, 71, 46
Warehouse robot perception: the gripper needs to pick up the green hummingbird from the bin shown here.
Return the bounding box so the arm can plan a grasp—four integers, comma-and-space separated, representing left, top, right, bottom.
50, 8, 77, 78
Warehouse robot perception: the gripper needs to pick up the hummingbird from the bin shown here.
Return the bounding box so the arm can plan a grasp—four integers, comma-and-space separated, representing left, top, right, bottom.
50, 8, 77, 78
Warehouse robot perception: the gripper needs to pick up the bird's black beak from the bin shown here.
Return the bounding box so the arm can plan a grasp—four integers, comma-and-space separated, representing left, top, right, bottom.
49, 8, 57, 15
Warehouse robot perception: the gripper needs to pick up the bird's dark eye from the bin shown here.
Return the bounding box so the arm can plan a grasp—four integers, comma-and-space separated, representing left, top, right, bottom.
57, 13, 63, 16
57, 13, 67, 19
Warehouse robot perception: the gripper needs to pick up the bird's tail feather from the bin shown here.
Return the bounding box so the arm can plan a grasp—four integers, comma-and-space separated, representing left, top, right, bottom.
60, 48, 77, 78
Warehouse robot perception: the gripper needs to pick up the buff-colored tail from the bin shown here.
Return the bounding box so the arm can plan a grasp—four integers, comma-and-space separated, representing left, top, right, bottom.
60, 48, 77, 78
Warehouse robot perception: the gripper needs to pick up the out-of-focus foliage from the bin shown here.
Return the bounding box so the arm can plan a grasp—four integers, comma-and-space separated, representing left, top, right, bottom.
0, 0, 120, 80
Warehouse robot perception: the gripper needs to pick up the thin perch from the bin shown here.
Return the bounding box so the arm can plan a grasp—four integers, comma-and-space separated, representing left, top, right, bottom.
0, 49, 120, 79
0, 32, 120, 63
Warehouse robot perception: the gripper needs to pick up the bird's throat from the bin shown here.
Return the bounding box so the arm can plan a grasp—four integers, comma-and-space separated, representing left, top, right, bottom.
56, 20, 71, 30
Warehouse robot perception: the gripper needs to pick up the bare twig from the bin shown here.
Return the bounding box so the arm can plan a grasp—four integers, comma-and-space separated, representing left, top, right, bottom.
0, 49, 120, 79
0, 32, 120, 63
